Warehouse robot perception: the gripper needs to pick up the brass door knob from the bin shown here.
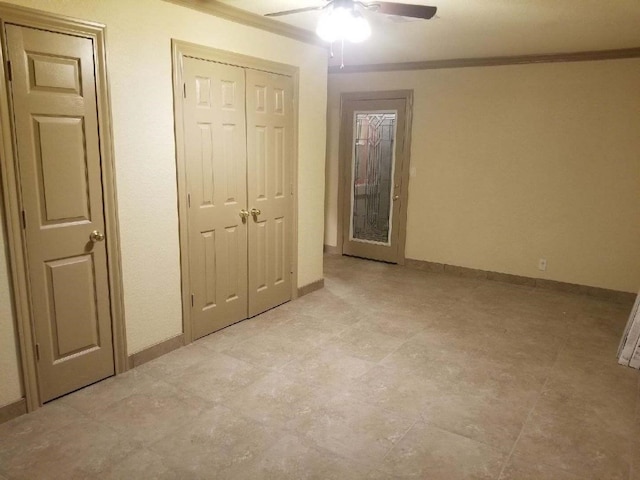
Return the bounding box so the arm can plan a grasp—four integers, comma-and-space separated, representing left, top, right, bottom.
239, 209, 250, 220
89, 230, 105, 242
250, 208, 261, 217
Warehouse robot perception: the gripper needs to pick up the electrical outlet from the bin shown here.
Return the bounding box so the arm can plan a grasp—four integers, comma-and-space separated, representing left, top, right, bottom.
538, 258, 547, 271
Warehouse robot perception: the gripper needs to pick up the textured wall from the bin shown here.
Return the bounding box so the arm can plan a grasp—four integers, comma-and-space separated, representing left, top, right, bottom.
326, 59, 640, 293
0, 0, 327, 407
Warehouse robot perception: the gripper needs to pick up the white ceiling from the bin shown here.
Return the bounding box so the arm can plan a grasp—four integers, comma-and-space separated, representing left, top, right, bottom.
217, 0, 640, 67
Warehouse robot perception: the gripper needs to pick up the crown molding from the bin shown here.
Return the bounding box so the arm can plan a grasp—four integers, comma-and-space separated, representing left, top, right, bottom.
164, 0, 324, 47
329, 47, 640, 74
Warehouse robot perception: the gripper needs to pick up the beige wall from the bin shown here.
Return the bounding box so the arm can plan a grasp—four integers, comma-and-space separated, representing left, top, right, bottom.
326, 59, 640, 293
0, 0, 327, 407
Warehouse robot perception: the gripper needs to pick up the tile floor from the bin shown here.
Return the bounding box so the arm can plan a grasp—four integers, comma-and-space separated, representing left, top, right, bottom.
1, 254, 638, 479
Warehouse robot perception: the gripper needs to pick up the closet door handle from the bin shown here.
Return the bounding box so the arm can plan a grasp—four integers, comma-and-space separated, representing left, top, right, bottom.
250, 208, 261, 217
239, 209, 250, 220
89, 230, 105, 242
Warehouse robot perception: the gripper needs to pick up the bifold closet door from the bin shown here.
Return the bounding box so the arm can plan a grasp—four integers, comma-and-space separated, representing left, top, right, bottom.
246, 70, 293, 317
183, 57, 248, 339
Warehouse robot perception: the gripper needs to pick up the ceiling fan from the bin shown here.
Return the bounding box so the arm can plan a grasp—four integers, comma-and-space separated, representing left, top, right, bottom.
265, 0, 437, 43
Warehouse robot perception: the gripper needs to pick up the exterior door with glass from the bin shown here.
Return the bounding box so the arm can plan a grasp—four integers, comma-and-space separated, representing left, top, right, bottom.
340, 94, 411, 263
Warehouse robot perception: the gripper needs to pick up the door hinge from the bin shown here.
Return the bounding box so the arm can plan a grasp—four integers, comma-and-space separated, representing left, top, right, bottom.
183, 83, 186, 98
191, 293, 194, 307
35, 343, 40, 361
187, 193, 191, 208
6, 61, 12, 82
21, 210, 26, 229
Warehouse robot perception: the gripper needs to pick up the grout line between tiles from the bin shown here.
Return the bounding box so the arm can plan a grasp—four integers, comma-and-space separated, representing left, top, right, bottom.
496, 350, 559, 479
376, 415, 422, 473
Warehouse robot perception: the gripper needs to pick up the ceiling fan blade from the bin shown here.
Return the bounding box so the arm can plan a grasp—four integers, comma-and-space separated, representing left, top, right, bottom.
265, 5, 327, 17
366, 2, 437, 19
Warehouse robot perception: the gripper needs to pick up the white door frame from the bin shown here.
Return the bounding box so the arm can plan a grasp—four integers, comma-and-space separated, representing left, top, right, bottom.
171, 40, 300, 343
0, 3, 127, 411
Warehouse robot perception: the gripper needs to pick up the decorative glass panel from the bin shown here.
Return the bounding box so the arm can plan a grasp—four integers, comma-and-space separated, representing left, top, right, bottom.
350, 111, 397, 245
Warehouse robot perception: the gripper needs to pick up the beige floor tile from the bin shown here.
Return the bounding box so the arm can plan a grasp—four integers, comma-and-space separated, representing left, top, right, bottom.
364, 469, 403, 480
163, 351, 269, 403
223, 370, 327, 427
223, 330, 315, 369
265, 316, 337, 347
370, 295, 447, 319
195, 318, 268, 352
149, 403, 279, 479
290, 396, 416, 465
135, 343, 211, 381
396, 330, 553, 391
342, 364, 437, 418
280, 311, 355, 335
561, 306, 630, 362
0, 402, 78, 445
280, 345, 376, 389
60, 369, 157, 416
413, 323, 560, 379
101, 448, 184, 480
252, 305, 308, 326
397, 349, 545, 451
0, 417, 136, 480
513, 404, 635, 480
542, 352, 639, 437
2, 254, 637, 480
379, 335, 467, 373
226, 433, 371, 480
420, 387, 534, 452
498, 456, 582, 480
330, 325, 407, 362
278, 289, 366, 325
534, 387, 639, 441
350, 311, 427, 340
91, 378, 211, 446
379, 421, 506, 479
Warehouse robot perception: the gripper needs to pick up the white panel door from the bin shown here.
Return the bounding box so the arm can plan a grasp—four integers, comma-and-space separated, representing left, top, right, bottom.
245, 70, 293, 317
183, 57, 248, 339
6, 24, 114, 401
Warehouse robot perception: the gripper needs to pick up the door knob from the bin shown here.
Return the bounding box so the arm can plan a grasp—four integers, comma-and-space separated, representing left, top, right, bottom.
250, 208, 261, 217
239, 209, 250, 220
392, 195, 400, 201
89, 230, 105, 242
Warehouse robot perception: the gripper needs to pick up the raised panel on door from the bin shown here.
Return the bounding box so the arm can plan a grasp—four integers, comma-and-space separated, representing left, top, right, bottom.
6, 24, 114, 401
246, 70, 293, 317
183, 57, 248, 339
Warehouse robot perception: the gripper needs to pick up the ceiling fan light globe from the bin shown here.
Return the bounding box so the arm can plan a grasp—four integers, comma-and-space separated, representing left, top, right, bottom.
316, 6, 370, 43
346, 13, 371, 43
316, 8, 341, 42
